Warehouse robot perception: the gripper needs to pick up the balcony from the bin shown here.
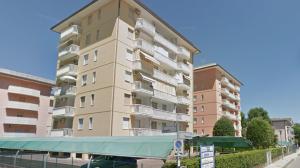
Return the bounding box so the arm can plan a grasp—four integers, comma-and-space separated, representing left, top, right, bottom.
7, 101, 39, 111
3, 132, 36, 137
58, 44, 80, 60
177, 62, 190, 74
223, 100, 237, 111
221, 77, 235, 90
52, 106, 74, 117
153, 89, 177, 103
177, 46, 190, 59
132, 60, 153, 74
223, 111, 237, 120
135, 18, 155, 37
134, 38, 154, 55
221, 88, 230, 96
153, 46, 177, 69
8, 85, 40, 97
153, 69, 177, 86
53, 86, 76, 97
235, 86, 241, 92
4, 116, 37, 125
177, 74, 190, 90
56, 64, 78, 77
60, 25, 79, 41
129, 128, 162, 136
177, 113, 191, 122
132, 81, 153, 96
50, 128, 73, 137
177, 96, 190, 106
154, 33, 178, 54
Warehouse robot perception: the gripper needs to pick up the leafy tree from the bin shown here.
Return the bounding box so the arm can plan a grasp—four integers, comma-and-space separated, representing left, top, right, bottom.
248, 107, 271, 123
241, 112, 248, 137
213, 117, 235, 136
246, 118, 275, 148
293, 123, 300, 145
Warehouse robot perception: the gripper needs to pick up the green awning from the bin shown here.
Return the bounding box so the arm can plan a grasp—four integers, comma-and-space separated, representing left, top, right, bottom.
191, 136, 253, 148
0, 136, 176, 159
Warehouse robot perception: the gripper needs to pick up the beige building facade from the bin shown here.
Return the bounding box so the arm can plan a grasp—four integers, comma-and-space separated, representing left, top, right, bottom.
51, 0, 199, 137
193, 63, 242, 137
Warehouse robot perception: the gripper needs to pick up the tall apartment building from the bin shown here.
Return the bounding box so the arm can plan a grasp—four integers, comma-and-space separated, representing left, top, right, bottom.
50, 0, 199, 137
271, 118, 295, 146
193, 63, 242, 137
0, 68, 54, 137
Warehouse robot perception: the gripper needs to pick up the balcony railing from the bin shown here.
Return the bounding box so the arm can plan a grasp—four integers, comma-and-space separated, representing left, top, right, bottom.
135, 18, 155, 37
7, 101, 39, 111
52, 106, 74, 117
50, 128, 73, 137
54, 86, 76, 97
134, 38, 154, 55
223, 111, 237, 120
132, 81, 153, 96
3, 132, 36, 137
177, 46, 190, 59
129, 128, 162, 136
56, 64, 78, 77
153, 69, 177, 86
235, 86, 241, 92
60, 25, 79, 41
222, 88, 230, 95
153, 89, 177, 103
154, 46, 177, 69
58, 44, 80, 60
221, 77, 235, 90
177, 62, 190, 74
4, 116, 37, 125
222, 100, 237, 111
177, 96, 190, 105
154, 33, 178, 54
8, 85, 40, 97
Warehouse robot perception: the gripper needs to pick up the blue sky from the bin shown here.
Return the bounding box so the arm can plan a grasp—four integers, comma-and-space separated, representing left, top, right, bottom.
0, 0, 299, 123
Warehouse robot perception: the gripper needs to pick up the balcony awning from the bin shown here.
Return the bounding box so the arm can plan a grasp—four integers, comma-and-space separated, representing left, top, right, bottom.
140, 51, 160, 65
139, 73, 155, 83
0, 136, 176, 159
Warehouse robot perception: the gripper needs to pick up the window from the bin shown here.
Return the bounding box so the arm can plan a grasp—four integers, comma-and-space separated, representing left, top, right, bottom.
85, 33, 91, 46
193, 96, 197, 102
127, 28, 134, 39
122, 117, 130, 129
162, 122, 166, 129
193, 129, 197, 134
96, 29, 100, 41
202, 129, 205, 135
162, 104, 167, 111
83, 54, 89, 65
87, 15, 93, 25
92, 72, 96, 84
78, 118, 83, 130
201, 94, 204, 101
151, 121, 157, 129
91, 94, 95, 106
80, 96, 86, 108
93, 50, 98, 62
193, 107, 197, 113
201, 117, 204, 124
97, 10, 102, 20
201, 105, 204, 112
89, 117, 93, 130
124, 70, 132, 83
124, 93, 131, 104
126, 49, 133, 61
193, 118, 197, 124
81, 75, 87, 86
152, 102, 158, 109
49, 100, 54, 107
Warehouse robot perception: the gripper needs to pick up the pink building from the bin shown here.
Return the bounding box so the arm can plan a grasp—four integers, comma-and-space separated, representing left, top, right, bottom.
0, 68, 55, 137
193, 63, 242, 137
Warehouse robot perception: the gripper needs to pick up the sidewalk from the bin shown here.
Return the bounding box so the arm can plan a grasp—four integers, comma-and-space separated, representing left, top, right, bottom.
265, 150, 300, 168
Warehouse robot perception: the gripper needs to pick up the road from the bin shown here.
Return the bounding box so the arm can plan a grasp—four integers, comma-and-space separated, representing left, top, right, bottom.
287, 154, 300, 168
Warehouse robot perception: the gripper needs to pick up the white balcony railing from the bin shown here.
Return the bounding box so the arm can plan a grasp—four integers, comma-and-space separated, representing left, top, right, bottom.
50, 128, 73, 137
224, 111, 237, 120
135, 18, 156, 37
154, 46, 177, 69
221, 77, 235, 90
53, 86, 76, 97
176, 73, 190, 90
132, 81, 153, 96
52, 106, 74, 117
134, 38, 154, 55
177, 46, 190, 59
60, 25, 79, 41
222, 100, 237, 111
58, 44, 80, 60
7, 101, 39, 111
154, 33, 178, 54
235, 86, 241, 92
129, 128, 162, 136
153, 89, 177, 103
4, 116, 37, 125
222, 88, 230, 95
177, 62, 190, 74
177, 96, 190, 105
56, 64, 78, 77
3, 132, 36, 137
153, 69, 177, 86
177, 113, 192, 122
8, 85, 40, 97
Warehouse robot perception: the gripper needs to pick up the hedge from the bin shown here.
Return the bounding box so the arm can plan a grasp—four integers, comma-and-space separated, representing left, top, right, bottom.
162, 148, 284, 168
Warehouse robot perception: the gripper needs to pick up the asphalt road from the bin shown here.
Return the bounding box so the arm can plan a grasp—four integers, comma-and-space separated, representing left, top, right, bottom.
287, 154, 300, 168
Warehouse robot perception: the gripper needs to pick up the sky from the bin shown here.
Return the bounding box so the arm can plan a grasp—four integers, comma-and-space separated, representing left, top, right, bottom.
0, 0, 299, 123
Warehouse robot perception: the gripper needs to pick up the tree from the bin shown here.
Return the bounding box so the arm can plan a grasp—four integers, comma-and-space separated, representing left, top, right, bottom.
293, 123, 300, 145
241, 112, 247, 137
213, 117, 235, 136
248, 107, 271, 123
246, 118, 275, 148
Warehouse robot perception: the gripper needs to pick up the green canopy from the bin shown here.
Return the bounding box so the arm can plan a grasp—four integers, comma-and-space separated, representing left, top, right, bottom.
191, 136, 253, 148
0, 136, 176, 159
